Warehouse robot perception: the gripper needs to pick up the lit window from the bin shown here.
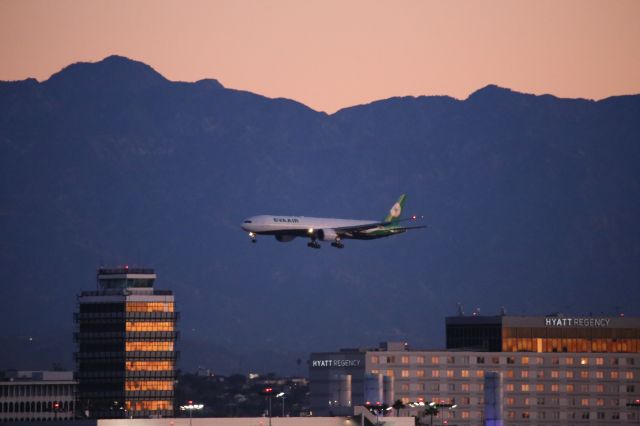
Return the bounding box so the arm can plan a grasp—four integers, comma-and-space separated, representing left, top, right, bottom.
566, 371, 574, 379
476, 370, 484, 378
401, 370, 409, 378
521, 357, 529, 365
416, 369, 425, 377
386, 369, 394, 377
506, 397, 515, 406
126, 321, 174, 332
126, 361, 173, 371
371, 356, 379, 364
551, 370, 559, 378
431, 370, 439, 378
461, 383, 470, 391
611, 371, 619, 379
521, 371, 529, 378
126, 341, 174, 351
595, 357, 604, 365
565, 357, 574, 365
581, 398, 589, 406
596, 399, 604, 406
126, 302, 174, 313
416, 356, 425, 364
595, 371, 604, 379
536, 384, 544, 392
580, 357, 588, 365
551, 384, 559, 392
580, 371, 589, 379
461, 370, 469, 378
566, 384, 574, 392
505, 384, 514, 392
446, 370, 454, 378
625, 372, 634, 379
125, 400, 171, 411
125, 380, 173, 391
521, 384, 529, 392
431, 356, 439, 364
401, 356, 410, 364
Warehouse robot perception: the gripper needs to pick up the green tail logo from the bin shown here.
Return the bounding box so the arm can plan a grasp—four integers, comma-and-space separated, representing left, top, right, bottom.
383, 194, 407, 224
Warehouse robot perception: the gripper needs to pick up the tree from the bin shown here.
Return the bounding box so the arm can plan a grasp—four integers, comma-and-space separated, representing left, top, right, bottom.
392, 399, 405, 416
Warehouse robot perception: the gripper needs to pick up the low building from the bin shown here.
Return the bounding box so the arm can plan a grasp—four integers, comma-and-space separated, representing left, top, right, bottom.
310, 314, 640, 425
0, 370, 76, 422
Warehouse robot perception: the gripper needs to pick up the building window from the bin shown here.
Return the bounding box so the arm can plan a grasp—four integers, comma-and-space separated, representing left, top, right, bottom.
581, 398, 589, 406
506, 370, 514, 378
476, 370, 484, 378
521, 384, 529, 392
596, 399, 604, 406
387, 356, 395, 363
506, 356, 515, 364
477, 356, 485, 364
401, 356, 410, 364
537, 397, 545, 405
521, 370, 529, 378
416, 369, 425, 377
551, 357, 559, 365
536, 384, 544, 392
595, 371, 604, 379
445, 370, 454, 378
580, 357, 588, 365
596, 384, 604, 392
401, 370, 410, 378
371, 355, 379, 364
626, 357, 635, 365
551, 384, 559, 392
491, 357, 499, 364
565, 357, 574, 365
461, 383, 470, 392
627, 385, 635, 393
416, 356, 425, 364
431, 370, 439, 378
447, 356, 455, 364
595, 357, 604, 365
611, 371, 619, 379
506, 397, 515, 406
551, 370, 559, 378
431, 356, 439, 364
521, 356, 529, 365
566, 371, 574, 379
625, 372, 634, 379
401, 384, 409, 391
505, 384, 514, 392
580, 371, 589, 379
566, 384, 574, 392
461, 370, 469, 378
386, 369, 394, 377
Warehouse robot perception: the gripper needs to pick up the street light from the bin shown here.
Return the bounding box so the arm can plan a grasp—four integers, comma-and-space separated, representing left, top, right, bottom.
261, 388, 274, 426
180, 401, 204, 426
276, 392, 286, 417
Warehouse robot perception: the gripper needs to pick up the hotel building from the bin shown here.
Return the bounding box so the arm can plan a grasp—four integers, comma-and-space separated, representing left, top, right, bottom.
310, 314, 640, 425
75, 267, 178, 418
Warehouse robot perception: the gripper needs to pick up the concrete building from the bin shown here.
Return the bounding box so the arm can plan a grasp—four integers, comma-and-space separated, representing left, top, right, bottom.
75, 267, 178, 418
0, 371, 76, 422
310, 314, 640, 425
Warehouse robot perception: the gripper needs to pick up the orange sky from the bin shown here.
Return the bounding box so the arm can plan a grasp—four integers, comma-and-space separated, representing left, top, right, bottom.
1, 0, 639, 113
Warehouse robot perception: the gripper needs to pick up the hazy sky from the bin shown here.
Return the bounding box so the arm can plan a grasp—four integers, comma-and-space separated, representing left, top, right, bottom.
1, 0, 639, 113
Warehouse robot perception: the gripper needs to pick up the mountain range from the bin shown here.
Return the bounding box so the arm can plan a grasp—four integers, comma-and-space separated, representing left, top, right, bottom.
1, 55, 639, 374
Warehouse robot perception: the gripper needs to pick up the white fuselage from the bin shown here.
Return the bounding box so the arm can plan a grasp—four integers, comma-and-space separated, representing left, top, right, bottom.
241, 215, 378, 236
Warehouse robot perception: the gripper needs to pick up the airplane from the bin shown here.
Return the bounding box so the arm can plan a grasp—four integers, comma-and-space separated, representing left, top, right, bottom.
240, 194, 425, 249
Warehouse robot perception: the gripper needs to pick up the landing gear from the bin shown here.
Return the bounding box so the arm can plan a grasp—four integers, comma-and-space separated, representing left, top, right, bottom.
331, 240, 344, 249
248, 232, 257, 243
307, 241, 321, 249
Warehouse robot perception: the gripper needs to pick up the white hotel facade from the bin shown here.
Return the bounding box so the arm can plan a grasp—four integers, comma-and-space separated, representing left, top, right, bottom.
309, 315, 640, 425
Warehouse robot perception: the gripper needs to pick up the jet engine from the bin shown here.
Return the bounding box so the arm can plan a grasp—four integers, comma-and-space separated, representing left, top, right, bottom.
317, 229, 339, 241
275, 235, 296, 242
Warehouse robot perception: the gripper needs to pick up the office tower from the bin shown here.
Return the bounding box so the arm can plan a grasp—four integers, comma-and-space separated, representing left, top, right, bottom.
75, 267, 178, 418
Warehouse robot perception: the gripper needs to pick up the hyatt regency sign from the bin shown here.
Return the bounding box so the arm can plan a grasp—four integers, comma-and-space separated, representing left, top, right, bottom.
545, 317, 611, 327
311, 359, 361, 368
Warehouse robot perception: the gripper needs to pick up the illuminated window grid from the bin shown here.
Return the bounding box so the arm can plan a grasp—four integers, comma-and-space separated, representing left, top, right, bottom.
125, 380, 173, 391
126, 361, 173, 371
126, 341, 174, 351
126, 302, 174, 313
502, 336, 639, 353
125, 400, 172, 411
126, 321, 174, 332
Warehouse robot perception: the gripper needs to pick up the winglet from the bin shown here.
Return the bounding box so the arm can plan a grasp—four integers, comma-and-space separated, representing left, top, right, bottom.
383, 194, 407, 223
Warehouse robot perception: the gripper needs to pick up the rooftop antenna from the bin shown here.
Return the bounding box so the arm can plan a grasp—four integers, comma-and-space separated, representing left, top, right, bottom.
457, 303, 464, 316
500, 306, 507, 316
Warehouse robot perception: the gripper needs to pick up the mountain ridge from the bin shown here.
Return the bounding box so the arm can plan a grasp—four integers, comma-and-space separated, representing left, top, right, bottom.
1, 56, 639, 375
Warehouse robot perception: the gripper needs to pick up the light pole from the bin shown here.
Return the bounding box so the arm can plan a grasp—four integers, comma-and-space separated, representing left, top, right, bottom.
276, 392, 286, 417
180, 401, 204, 426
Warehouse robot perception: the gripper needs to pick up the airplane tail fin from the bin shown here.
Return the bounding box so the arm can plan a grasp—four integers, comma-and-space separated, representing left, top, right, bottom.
383, 194, 407, 224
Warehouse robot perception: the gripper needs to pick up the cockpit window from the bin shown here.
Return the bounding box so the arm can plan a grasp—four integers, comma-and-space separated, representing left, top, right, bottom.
244, 220, 252, 223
